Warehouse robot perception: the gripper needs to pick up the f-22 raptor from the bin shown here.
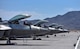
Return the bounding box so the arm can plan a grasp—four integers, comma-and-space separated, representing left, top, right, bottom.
0, 14, 49, 44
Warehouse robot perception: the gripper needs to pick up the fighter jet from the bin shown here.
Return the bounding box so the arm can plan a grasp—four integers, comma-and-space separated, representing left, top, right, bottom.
0, 14, 49, 44
23, 20, 69, 39
30, 20, 60, 38
48, 23, 69, 36
32, 22, 69, 37
23, 20, 50, 40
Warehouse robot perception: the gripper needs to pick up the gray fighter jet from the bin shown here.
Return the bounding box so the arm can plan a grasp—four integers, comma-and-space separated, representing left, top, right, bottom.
0, 14, 49, 44
23, 20, 50, 40
48, 23, 69, 36
32, 22, 69, 37
31, 20, 60, 37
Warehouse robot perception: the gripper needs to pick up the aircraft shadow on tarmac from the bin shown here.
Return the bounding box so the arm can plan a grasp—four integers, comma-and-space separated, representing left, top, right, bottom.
0, 43, 49, 46
16, 44, 49, 46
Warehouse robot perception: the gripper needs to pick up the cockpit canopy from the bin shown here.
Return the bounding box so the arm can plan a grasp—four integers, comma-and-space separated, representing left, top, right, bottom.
9, 14, 31, 22
8, 14, 31, 24
34, 20, 48, 27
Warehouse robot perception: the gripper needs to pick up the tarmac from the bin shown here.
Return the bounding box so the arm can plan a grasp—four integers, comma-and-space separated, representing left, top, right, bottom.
0, 31, 80, 49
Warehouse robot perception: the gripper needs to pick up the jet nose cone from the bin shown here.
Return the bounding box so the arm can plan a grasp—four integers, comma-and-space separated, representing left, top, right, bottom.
0, 25, 11, 30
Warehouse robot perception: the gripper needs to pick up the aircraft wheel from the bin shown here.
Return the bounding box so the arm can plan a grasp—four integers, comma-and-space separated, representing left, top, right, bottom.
73, 43, 76, 47
54, 34, 56, 37
46, 35, 49, 38
33, 38, 36, 40
33, 37, 37, 40
37, 38, 42, 40
6, 37, 16, 45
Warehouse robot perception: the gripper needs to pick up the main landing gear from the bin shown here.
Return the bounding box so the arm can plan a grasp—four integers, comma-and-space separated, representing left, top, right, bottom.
33, 36, 42, 40
6, 37, 16, 45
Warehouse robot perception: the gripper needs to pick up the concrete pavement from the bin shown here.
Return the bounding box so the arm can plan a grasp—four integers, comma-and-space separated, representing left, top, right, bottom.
0, 31, 80, 49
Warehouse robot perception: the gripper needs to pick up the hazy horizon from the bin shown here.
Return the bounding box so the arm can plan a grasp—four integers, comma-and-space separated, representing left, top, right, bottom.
0, 0, 80, 20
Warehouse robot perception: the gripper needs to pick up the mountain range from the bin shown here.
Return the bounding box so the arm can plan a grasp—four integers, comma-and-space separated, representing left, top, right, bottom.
25, 11, 80, 30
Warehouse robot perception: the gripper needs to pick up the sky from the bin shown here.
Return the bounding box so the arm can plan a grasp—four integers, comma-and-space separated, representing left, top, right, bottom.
0, 0, 80, 20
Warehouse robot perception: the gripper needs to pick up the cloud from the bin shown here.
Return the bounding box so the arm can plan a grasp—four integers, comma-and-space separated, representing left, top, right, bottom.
65, 8, 80, 11
0, 9, 49, 20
